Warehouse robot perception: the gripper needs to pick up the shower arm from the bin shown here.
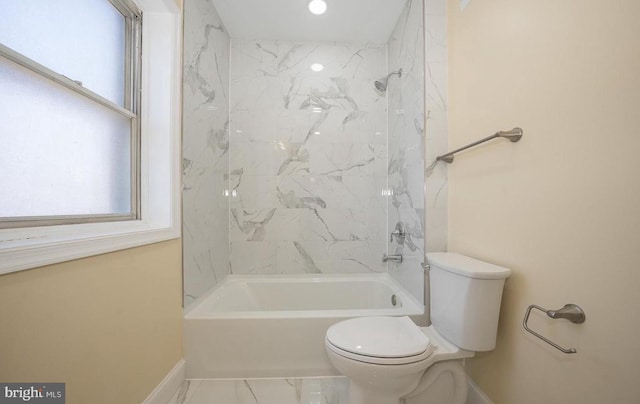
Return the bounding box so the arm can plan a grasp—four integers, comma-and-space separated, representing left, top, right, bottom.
388, 68, 402, 79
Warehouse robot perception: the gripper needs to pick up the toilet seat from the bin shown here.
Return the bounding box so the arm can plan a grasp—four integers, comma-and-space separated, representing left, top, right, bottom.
326, 338, 434, 365
325, 316, 434, 365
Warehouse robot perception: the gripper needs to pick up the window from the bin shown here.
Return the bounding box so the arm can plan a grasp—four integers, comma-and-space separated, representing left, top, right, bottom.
0, 0, 142, 228
0, 0, 182, 274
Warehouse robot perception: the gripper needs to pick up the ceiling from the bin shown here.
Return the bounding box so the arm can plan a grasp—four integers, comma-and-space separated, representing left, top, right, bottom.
209, 0, 408, 44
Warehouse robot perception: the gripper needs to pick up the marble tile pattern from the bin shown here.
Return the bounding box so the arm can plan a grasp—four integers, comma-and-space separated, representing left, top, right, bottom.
182, 0, 231, 308
423, 0, 449, 254
167, 378, 349, 404
386, 0, 429, 303
228, 39, 389, 275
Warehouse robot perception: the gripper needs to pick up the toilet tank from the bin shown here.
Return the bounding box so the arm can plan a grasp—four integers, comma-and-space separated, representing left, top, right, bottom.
427, 253, 511, 352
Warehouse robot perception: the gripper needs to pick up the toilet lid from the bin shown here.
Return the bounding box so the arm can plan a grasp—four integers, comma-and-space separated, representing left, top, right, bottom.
326, 316, 430, 358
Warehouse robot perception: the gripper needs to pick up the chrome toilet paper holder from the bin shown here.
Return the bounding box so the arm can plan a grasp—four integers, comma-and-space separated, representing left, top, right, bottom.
522, 303, 586, 354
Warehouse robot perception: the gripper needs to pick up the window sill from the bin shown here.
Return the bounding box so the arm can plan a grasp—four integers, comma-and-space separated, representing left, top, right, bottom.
0, 220, 180, 275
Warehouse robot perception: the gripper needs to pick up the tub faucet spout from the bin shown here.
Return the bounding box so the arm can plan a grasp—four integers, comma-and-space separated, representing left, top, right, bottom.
382, 254, 403, 263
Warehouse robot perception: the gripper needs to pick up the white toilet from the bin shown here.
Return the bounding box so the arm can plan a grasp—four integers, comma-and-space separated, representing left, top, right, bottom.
324, 252, 511, 404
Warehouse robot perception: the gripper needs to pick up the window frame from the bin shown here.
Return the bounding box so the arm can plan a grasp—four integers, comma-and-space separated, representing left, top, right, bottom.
0, 0, 143, 229
0, 0, 182, 275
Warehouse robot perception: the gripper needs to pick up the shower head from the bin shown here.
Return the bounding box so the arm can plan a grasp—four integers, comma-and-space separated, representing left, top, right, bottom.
374, 68, 402, 93
374, 79, 387, 93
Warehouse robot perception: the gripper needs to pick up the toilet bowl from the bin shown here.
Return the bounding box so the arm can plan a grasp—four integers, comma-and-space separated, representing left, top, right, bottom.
324, 253, 511, 404
325, 316, 433, 404
325, 317, 472, 404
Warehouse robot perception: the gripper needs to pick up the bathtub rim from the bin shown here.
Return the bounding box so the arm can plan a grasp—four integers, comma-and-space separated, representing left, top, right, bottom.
184, 272, 425, 320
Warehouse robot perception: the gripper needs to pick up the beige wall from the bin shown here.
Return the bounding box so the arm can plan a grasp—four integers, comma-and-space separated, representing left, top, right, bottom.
0, 239, 183, 404
447, 0, 640, 403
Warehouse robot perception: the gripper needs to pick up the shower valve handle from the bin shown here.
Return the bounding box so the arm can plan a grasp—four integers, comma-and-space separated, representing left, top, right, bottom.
390, 222, 406, 244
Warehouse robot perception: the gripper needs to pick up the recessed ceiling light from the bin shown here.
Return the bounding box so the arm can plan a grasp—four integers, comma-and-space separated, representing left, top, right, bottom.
308, 0, 327, 15
311, 63, 324, 72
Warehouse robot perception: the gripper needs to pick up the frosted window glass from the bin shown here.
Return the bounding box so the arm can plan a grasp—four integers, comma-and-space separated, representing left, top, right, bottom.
0, 56, 132, 218
0, 0, 126, 106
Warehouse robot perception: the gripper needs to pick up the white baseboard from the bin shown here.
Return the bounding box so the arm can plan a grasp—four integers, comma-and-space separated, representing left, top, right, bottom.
142, 358, 186, 404
466, 377, 494, 404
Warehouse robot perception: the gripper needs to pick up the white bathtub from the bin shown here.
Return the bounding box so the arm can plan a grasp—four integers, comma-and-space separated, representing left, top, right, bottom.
184, 273, 425, 378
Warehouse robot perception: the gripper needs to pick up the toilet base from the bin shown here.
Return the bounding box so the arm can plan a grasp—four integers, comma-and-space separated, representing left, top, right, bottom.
403, 361, 468, 404
348, 384, 405, 404
342, 363, 425, 404
345, 360, 467, 404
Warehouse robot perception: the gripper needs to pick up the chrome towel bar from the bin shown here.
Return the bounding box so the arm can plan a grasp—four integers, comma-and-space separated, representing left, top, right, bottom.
436, 127, 523, 164
523, 303, 586, 354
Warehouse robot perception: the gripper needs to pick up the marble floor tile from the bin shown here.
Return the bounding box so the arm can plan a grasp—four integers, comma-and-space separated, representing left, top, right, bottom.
167, 377, 348, 404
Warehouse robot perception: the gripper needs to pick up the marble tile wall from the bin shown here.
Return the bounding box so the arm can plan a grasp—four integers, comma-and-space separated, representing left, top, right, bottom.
384, 0, 448, 306
228, 40, 389, 275
386, 0, 428, 303
424, 0, 449, 254
182, 1, 441, 305
182, 0, 230, 307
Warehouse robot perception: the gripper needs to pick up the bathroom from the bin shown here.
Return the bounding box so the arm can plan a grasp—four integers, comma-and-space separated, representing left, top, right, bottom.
0, 0, 639, 404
